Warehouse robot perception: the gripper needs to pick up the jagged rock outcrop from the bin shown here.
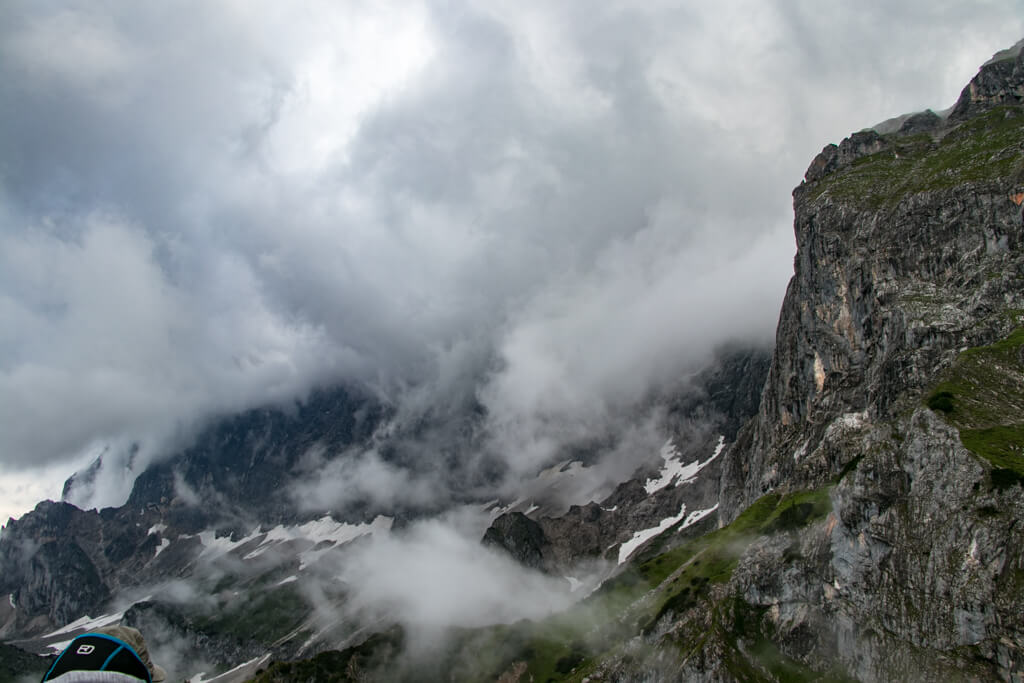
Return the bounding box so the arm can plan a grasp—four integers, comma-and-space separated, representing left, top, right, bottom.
950, 38, 1024, 122
482, 512, 549, 569
721, 42, 1024, 521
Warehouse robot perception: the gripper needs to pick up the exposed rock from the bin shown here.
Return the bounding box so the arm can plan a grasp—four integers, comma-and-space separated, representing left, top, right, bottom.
482, 512, 549, 570
950, 38, 1024, 122
898, 108, 942, 134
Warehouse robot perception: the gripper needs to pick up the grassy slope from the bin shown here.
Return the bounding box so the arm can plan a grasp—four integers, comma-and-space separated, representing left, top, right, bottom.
433, 488, 834, 682
809, 105, 1024, 211
926, 326, 1024, 485
248, 489, 835, 682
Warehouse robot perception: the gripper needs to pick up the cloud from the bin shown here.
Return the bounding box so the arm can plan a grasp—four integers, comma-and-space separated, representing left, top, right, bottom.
1, 1, 1023, 514
332, 512, 577, 634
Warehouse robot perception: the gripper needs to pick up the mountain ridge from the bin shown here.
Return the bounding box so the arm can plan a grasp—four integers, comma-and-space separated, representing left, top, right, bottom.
3, 38, 1024, 683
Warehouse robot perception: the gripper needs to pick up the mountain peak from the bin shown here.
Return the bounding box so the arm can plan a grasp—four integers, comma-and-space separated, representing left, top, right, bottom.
950, 36, 1024, 122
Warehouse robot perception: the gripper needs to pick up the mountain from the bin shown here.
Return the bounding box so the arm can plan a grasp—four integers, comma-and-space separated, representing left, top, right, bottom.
251, 38, 1024, 682
0, 341, 769, 678
4, 38, 1024, 683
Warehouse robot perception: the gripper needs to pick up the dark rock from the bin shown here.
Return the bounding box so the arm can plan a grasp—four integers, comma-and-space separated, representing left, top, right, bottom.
18, 541, 109, 626
898, 109, 942, 134
482, 512, 549, 570
949, 39, 1024, 122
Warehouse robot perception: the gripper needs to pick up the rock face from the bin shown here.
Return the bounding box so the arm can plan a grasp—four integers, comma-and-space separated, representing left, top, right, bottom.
696, 41, 1024, 681
721, 45, 1024, 521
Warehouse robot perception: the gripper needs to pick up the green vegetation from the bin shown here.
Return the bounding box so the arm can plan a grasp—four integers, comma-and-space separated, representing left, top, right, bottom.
926, 390, 955, 413
924, 327, 1024, 482
809, 106, 1024, 210
241, 488, 836, 682
444, 487, 834, 682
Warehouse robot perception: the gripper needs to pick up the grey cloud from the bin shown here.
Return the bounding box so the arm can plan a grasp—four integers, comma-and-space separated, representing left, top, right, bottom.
1, 1, 1022, 513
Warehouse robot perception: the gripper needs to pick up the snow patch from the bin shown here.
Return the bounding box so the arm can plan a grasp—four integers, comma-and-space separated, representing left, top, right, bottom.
487, 497, 527, 520
277, 575, 298, 586
194, 515, 393, 566
680, 504, 718, 530
644, 435, 724, 495
43, 608, 129, 650
617, 503, 719, 565
153, 538, 171, 558
245, 515, 391, 561
47, 639, 73, 654
147, 523, 166, 536
297, 516, 393, 570
8, 593, 14, 609
197, 528, 262, 559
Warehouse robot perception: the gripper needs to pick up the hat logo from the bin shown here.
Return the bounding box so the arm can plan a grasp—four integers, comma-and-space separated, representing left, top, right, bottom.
76, 644, 96, 655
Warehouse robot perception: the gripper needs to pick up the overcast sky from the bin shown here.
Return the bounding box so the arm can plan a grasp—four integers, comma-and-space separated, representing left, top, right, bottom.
1, 1, 1022, 522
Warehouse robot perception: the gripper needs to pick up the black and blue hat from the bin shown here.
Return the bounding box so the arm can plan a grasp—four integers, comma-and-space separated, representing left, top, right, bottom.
41, 632, 152, 683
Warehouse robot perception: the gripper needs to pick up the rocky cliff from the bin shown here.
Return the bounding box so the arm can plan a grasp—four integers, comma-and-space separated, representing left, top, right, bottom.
607, 38, 1024, 681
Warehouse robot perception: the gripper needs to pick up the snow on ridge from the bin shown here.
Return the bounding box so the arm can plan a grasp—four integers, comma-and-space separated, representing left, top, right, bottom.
644, 435, 725, 495
618, 506, 688, 564
42, 608, 128, 648
617, 503, 720, 565
193, 515, 393, 564
487, 497, 526, 521
197, 528, 263, 559
680, 504, 718, 530
297, 515, 393, 570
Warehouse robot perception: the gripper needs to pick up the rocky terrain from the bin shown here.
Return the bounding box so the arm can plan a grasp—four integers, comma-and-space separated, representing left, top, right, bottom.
3, 38, 1024, 683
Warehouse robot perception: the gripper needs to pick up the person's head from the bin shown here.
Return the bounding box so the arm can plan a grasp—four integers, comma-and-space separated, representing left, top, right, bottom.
41, 626, 166, 683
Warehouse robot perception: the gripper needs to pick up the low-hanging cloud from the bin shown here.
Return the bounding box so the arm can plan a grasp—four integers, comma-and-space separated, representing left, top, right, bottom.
1, 1, 1023, 516
331, 513, 579, 634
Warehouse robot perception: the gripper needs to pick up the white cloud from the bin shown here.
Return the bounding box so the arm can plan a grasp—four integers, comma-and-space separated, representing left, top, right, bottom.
336, 514, 575, 631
